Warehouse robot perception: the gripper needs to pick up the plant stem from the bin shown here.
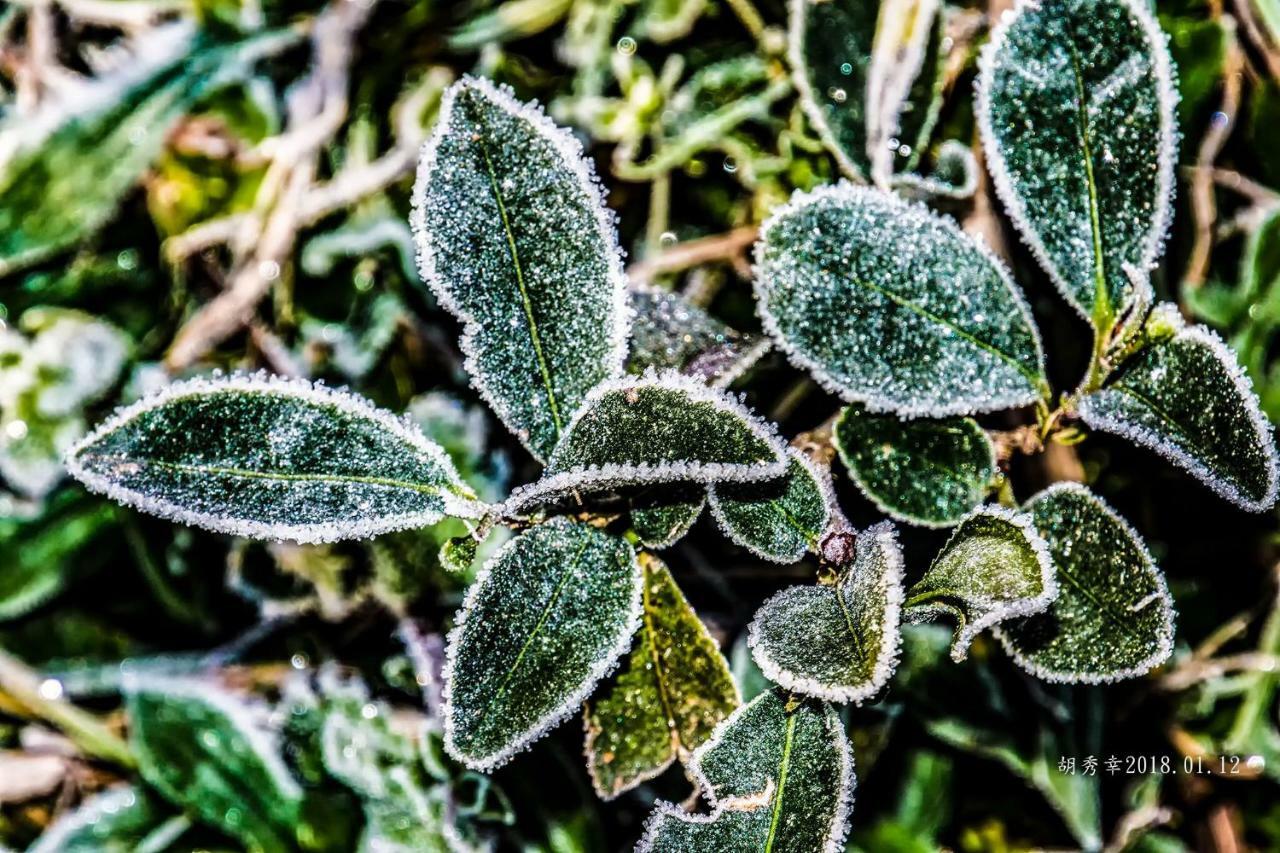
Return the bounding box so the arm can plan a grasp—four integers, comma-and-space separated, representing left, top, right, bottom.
0, 649, 136, 769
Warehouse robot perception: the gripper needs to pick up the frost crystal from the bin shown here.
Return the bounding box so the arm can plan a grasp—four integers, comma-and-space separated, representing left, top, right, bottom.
977, 0, 1178, 325
506, 370, 788, 512
442, 519, 643, 772
626, 284, 769, 388
996, 483, 1176, 683
904, 506, 1056, 661
411, 76, 629, 462
637, 689, 854, 853
1079, 316, 1279, 511
754, 183, 1047, 418
65, 372, 484, 545
747, 522, 905, 703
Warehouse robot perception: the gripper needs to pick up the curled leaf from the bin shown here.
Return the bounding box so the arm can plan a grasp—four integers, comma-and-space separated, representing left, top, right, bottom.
747, 522, 904, 703
412, 76, 629, 461
754, 183, 1047, 417
905, 506, 1056, 661
66, 373, 483, 544
443, 519, 642, 771
996, 483, 1176, 683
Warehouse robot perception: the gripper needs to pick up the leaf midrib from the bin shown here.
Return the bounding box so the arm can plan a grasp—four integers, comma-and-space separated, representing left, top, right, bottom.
1066, 33, 1112, 327
475, 122, 565, 438
838, 271, 1040, 387
641, 567, 683, 755
763, 713, 798, 853
90, 455, 455, 499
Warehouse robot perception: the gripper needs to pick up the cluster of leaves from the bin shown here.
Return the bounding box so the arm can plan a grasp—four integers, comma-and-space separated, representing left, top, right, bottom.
5, 0, 1280, 849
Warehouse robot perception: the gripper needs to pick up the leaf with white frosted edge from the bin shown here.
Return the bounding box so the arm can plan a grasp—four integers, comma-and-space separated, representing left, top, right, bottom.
627, 284, 769, 389
64, 373, 484, 545
754, 184, 1047, 417
708, 450, 832, 563
29, 786, 172, 853
747, 522, 904, 702
583, 553, 739, 800
865, 0, 944, 187
0, 492, 115, 621
995, 483, 1176, 683
833, 404, 996, 527
443, 519, 642, 771
125, 676, 305, 852
629, 485, 707, 549
1078, 315, 1279, 511
893, 139, 980, 201
904, 507, 1056, 662
976, 0, 1178, 326
506, 370, 788, 511
411, 76, 628, 462
636, 688, 854, 853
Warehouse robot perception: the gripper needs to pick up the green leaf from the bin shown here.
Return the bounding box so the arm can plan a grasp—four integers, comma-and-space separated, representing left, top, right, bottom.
584, 553, 740, 799
977, 0, 1178, 326
0, 29, 293, 277
0, 492, 115, 621
904, 507, 1056, 661
755, 184, 1047, 417
637, 689, 854, 853
1079, 312, 1279, 511
627, 284, 769, 388
411, 76, 628, 461
833, 404, 996, 527
443, 519, 643, 771
996, 483, 1176, 683
66, 373, 483, 544
864, 0, 945, 185
126, 676, 305, 853
628, 486, 707, 549
638, 0, 707, 41
748, 522, 904, 702
893, 139, 980, 201
29, 786, 174, 853
507, 370, 787, 510
708, 450, 832, 563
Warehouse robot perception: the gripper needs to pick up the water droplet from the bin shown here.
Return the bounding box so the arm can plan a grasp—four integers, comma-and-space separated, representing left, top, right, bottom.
659, 231, 677, 248
4, 419, 28, 440
722, 156, 738, 174
839, 62, 853, 75
617, 36, 637, 56
827, 87, 847, 104
38, 678, 63, 700
290, 653, 308, 670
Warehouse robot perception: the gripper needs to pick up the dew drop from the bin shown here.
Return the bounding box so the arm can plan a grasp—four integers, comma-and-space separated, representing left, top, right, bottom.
617, 36, 637, 56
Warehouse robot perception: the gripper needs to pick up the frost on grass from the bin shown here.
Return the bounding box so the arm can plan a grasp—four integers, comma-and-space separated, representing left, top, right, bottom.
996, 483, 1176, 683
1079, 316, 1279, 511
443, 519, 643, 772
904, 506, 1056, 661
627, 284, 769, 388
583, 553, 739, 800
411, 76, 629, 462
754, 184, 1046, 417
28, 786, 169, 853
637, 688, 854, 853
833, 403, 996, 527
628, 485, 707, 549
64, 372, 484, 544
125, 676, 304, 852
708, 449, 832, 563
747, 522, 904, 703
506, 370, 788, 511
977, 0, 1178, 325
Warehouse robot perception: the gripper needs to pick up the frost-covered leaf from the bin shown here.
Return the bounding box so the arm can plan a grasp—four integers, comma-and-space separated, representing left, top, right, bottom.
834, 404, 996, 527
977, 0, 1178, 326
126, 676, 305, 852
905, 507, 1056, 661
507, 370, 787, 510
584, 553, 739, 799
66, 373, 483, 544
443, 519, 642, 771
789, 0, 942, 180
411, 76, 628, 461
708, 450, 832, 563
0, 28, 292, 276
28, 786, 173, 853
0, 493, 114, 621
755, 184, 1047, 417
1079, 315, 1279, 511
628, 486, 706, 549
627, 285, 769, 388
893, 139, 980, 201
996, 483, 1176, 683
748, 522, 904, 702
637, 689, 854, 853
